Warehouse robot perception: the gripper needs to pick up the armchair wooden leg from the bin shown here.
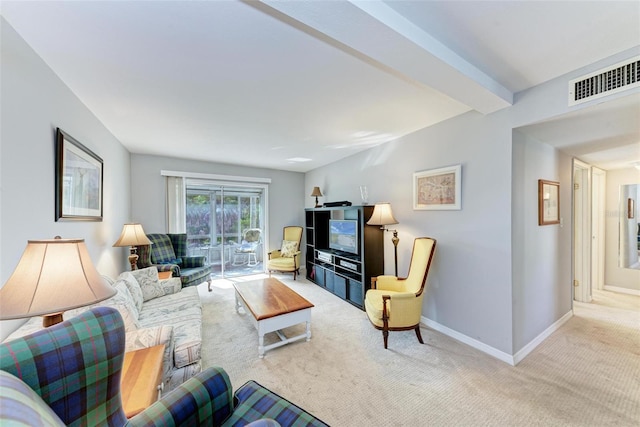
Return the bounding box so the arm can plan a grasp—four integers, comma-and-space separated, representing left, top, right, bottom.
414, 325, 424, 344
382, 295, 390, 349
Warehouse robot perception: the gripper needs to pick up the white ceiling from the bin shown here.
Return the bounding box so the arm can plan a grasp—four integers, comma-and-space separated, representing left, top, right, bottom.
1, 1, 639, 172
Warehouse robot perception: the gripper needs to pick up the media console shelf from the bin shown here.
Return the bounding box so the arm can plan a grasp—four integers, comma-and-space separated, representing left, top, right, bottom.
305, 205, 383, 309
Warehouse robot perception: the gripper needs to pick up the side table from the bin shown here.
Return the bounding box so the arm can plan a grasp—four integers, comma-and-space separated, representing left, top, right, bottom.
120, 344, 165, 418
158, 271, 172, 280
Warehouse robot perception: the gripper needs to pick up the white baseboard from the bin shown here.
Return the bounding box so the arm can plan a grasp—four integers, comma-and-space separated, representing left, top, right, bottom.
421, 316, 516, 366
512, 310, 573, 365
421, 309, 574, 366
604, 285, 640, 296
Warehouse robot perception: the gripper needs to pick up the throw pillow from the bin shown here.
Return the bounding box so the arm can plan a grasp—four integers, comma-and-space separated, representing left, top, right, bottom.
118, 272, 144, 312
131, 267, 166, 302
109, 279, 140, 320
98, 278, 141, 332
280, 240, 298, 258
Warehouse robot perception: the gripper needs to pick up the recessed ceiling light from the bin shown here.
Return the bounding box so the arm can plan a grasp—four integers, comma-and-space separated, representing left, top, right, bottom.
286, 157, 312, 163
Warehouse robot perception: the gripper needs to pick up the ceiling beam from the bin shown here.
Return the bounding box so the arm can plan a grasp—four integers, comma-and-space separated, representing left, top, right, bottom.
259, 0, 513, 114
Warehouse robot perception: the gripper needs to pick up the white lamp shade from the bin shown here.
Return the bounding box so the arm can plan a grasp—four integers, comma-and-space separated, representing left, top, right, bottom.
0, 238, 115, 320
367, 203, 399, 226
113, 223, 152, 247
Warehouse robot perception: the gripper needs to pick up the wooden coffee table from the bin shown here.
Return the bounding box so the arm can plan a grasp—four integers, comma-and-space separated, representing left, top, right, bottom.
233, 277, 314, 358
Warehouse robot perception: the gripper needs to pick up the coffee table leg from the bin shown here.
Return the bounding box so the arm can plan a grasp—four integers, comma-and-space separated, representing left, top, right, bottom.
258, 333, 265, 358
306, 320, 311, 341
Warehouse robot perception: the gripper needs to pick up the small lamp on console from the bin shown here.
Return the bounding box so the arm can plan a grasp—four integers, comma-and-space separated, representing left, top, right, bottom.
311, 187, 323, 208
113, 223, 152, 270
367, 202, 400, 277
0, 237, 116, 327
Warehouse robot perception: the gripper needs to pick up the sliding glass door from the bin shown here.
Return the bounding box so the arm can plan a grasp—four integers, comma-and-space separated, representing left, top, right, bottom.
185, 180, 265, 279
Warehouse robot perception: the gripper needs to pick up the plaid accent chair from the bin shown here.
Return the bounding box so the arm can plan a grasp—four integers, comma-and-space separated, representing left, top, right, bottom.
0, 307, 328, 427
138, 233, 212, 289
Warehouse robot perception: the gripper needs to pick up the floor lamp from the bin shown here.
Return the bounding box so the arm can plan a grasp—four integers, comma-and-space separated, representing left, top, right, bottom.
367, 202, 400, 277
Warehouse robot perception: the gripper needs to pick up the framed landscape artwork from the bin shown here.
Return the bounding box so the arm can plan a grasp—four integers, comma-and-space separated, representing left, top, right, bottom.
413, 164, 462, 210
55, 128, 103, 221
538, 179, 560, 226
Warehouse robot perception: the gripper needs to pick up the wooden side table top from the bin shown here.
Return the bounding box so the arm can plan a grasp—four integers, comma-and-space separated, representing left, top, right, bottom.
233, 277, 314, 321
121, 344, 165, 418
157, 271, 172, 280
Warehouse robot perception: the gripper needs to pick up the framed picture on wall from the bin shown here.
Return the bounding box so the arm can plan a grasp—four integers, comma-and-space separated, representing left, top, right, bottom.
538, 179, 560, 225
413, 164, 462, 210
55, 128, 103, 221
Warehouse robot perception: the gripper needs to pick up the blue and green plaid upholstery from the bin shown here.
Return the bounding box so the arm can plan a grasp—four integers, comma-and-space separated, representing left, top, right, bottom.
222, 381, 329, 427
1, 308, 327, 427
148, 234, 180, 264
0, 307, 128, 426
128, 366, 233, 427
167, 233, 188, 258
138, 233, 211, 287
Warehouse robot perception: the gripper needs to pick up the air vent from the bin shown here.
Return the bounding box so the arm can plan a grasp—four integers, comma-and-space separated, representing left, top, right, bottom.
569, 56, 640, 106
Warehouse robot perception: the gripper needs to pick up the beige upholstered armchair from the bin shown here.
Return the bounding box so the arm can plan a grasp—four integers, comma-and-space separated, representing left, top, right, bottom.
267, 226, 303, 280
365, 237, 436, 349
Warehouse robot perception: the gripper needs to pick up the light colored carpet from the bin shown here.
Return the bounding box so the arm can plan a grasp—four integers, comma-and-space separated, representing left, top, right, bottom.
198, 275, 640, 426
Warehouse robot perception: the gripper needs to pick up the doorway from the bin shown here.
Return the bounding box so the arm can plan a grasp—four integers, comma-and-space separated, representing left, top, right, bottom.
185, 179, 267, 279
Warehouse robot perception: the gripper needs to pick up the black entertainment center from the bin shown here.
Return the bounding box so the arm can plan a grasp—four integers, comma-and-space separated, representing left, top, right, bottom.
305, 205, 384, 309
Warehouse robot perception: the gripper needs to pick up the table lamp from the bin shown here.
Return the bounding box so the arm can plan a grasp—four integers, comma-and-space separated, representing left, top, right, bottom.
367, 202, 400, 277
311, 187, 323, 208
113, 223, 152, 270
0, 237, 116, 327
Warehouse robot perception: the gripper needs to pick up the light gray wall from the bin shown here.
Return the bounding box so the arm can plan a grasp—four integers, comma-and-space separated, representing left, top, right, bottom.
605, 168, 640, 292
512, 131, 573, 352
307, 110, 515, 353
0, 19, 132, 339
130, 154, 305, 252
306, 47, 639, 357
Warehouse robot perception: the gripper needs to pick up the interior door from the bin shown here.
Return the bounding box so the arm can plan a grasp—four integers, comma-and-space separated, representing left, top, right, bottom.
573, 160, 592, 303
591, 168, 606, 291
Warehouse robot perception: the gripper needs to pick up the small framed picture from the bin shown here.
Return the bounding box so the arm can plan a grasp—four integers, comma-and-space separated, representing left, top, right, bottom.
413, 164, 461, 210
55, 128, 103, 221
538, 179, 560, 226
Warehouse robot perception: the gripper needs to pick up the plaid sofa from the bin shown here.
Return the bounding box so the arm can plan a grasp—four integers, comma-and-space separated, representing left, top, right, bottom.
0, 307, 328, 427
138, 233, 212, 288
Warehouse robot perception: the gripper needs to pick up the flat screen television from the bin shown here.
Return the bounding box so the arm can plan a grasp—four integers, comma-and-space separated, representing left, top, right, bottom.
329, 219, 358, 255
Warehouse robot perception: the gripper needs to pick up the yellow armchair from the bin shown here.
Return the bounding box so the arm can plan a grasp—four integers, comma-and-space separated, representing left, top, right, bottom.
365, 237, 436, 349
267, 226, 303, 280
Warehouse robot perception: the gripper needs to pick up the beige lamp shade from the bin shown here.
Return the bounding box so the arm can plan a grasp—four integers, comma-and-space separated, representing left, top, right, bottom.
0, 237, 116, 324
310, 187, 323, 197
311, 187, 323, 208
367, 203, 399, 226
113, 223, 152, 247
